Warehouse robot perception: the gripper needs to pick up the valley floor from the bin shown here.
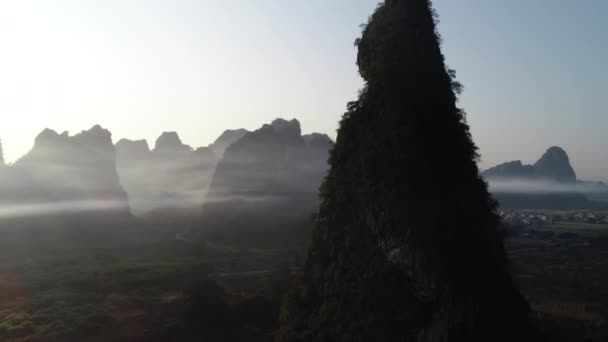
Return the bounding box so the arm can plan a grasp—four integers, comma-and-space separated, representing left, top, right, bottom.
0, 217, 606, 341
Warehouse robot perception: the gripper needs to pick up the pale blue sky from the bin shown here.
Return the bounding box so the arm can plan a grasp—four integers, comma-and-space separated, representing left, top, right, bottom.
0, 1, 606, 181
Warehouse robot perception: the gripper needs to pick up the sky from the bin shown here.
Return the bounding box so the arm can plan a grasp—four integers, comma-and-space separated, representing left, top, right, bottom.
0, 0, 606, 181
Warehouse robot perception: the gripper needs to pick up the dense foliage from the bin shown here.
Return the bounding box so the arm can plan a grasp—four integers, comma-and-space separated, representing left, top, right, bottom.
278, 1, 533, 341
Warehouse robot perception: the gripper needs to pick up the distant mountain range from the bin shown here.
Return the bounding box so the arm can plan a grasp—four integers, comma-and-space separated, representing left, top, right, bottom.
0, 119, 333, 244
482, 146, 608, 210
4, 124, 604, 236
115, 132, 220, 214
483, 146, 577, 183
0, 125, 129, 215
207, 129, 250, 157
0, 126, 132, 252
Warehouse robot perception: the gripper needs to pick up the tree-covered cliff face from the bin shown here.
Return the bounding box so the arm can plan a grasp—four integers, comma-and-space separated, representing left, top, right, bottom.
278, 1, 532, 341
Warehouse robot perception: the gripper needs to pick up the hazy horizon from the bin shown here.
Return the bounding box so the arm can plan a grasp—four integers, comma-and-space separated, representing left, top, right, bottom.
1, 0, 607, 181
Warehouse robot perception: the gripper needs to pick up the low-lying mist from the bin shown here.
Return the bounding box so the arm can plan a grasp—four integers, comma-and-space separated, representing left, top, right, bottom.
0, 199, 130, 219
487, 179, 608, 194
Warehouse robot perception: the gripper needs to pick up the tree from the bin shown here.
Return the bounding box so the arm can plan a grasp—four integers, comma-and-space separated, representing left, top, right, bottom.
277, 1, 533, 341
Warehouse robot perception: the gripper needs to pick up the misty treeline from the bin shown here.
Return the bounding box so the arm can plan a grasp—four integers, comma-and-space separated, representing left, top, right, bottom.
0, 118, 332, 241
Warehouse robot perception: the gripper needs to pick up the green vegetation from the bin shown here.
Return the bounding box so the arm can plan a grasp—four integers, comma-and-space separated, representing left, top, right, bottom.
0, 232, 299, 342
509, 236, 608, 341
0, 225, 605, 342
539, 222, 608, 238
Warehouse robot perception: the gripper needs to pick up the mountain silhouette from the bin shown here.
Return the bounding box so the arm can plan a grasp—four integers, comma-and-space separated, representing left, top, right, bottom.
482, 146, 576, 183
200, 118, 332, 244
482, 160, 535, 180
116, 132, 218, 215
208, 129, 250, 157
153, 131, 193, 155
533, 146, 577, 183
482, 147, 608, 209
0, 125, 132, 256
9, 125, 129, 212
0, 126, 144, 260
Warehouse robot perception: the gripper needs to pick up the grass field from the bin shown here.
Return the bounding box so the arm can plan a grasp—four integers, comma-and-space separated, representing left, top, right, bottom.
538, 222, 608, 238
508, 236, 608, 341
0, 219, 606, 341
0, 236, 302, 342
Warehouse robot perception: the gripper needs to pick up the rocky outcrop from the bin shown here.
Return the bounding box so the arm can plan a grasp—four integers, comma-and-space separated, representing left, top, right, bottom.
208, 129, 249, 157
115, 139, 150, 161
482, 160, 535, 180
116, 133, 218, 215
153, 132, 192, 155
201, 118, 332, 244
0, 123, 131, 242
533, 146, 577, 183
482, 147, 607, 209
0, 126, 138, 257
482, 146, 576, 183
12, 125, 129, 212
278, 1, 532, 340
